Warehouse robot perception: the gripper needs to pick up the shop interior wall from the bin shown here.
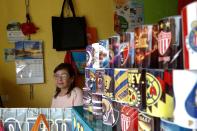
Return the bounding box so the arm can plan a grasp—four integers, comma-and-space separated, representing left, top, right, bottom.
0, 0, 177, 107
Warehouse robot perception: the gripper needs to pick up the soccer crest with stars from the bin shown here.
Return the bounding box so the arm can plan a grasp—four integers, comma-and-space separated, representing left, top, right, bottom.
158, 21, 172, 56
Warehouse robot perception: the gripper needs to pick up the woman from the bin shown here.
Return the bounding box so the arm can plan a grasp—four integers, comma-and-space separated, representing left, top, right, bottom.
51, 63, 83, 108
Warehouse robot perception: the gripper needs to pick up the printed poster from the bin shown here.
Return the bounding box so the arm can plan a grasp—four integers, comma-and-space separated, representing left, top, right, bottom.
114, 0, 144, 33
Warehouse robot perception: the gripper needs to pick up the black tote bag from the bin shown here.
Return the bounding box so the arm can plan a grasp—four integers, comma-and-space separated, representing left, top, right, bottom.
52, 0, 87, 51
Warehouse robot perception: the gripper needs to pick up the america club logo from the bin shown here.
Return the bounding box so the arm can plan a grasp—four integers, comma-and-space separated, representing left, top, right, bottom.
146, 73, 162, 106
158, 31, 172, 55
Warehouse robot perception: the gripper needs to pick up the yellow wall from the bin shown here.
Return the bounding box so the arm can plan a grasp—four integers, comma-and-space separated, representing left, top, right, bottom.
0, 0, 114, 107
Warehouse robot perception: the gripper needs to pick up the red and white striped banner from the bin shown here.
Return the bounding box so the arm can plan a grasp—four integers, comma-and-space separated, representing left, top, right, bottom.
182, 2, 197, 69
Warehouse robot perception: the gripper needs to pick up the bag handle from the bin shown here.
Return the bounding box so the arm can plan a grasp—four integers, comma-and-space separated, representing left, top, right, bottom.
60, 0, 76, 18
31, 114, 50, 131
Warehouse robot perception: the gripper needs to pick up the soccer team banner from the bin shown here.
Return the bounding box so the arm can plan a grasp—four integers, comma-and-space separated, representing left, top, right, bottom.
82, 2, 197, 131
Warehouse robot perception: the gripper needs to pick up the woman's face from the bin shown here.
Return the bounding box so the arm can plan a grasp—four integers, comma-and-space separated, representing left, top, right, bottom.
54, 69, 73, 89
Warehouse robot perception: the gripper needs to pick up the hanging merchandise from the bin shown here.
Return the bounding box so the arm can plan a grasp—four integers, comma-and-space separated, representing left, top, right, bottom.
21, 0, 39, 36
83, 68, 94, 112
120, 104, 138, 131
94, 69, 105, 95
157, 15, 183, 69
98, 40, 110, 68
128, 68, 146, 110
89, 68, 106, 95
111, 101, 122, 130
109, 36, 121, 68
134, 25, 158, 68
126, 32, 135, 68
114, 68, 128, 103
106, 103, 139, 131
103, 68, 114, 99
79, 2, 197, 129
86, 41, 110, 69
102, 97, 115, 126
86, 43, 100, 68
108, 37, 115, 68
86, 44, 94, 68
119, 32, 131, 68
181, 2, 197, 69
85, 68, 96, 93
151, 25, 160, 69
92, 94, 103, 120
146, 69, 174, 119
83, 86, 92, 112
52, 0, 87, 51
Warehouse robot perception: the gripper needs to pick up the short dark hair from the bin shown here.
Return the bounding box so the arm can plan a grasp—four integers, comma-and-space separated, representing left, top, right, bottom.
53, 63, 76, 98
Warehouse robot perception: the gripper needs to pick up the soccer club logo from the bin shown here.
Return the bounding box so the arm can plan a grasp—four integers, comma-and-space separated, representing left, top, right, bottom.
120, 42, 130, 66
128, 87, 141, 107
187, 21, 197, 53
158, 31, 172, 56
146, 73, 162, 106
121, 114, 130, 131
121, 105, 138, 131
